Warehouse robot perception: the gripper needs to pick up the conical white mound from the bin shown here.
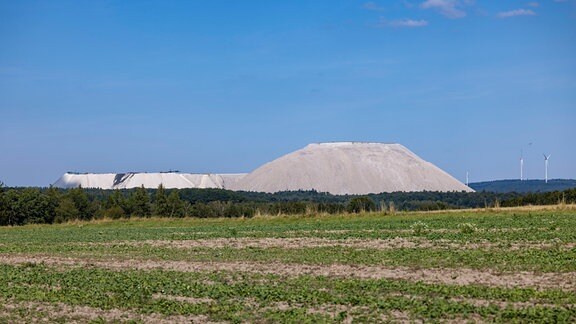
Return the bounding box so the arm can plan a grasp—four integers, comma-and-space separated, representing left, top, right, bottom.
230, 142, 473, 194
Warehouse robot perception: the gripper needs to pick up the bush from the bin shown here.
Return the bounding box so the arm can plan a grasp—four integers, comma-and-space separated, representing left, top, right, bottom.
458, 223, 478, 234
104, 206, 126, 219
347, 197, 376, 213
410, 221, 429, 235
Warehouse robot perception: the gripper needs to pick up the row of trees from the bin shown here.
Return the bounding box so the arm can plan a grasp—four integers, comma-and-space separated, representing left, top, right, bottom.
1, 182, 575, 226
0, 185, 181, 226
0, 184, 348, 226
499, 190, 576, 207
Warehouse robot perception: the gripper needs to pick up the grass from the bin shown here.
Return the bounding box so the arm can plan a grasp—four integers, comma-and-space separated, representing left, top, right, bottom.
0, 207, 575, 322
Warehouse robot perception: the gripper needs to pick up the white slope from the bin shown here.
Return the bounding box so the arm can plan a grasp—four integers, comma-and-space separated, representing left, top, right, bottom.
230, 142, 473, 194
52, 172, 246, 190
53, 173, 117, 189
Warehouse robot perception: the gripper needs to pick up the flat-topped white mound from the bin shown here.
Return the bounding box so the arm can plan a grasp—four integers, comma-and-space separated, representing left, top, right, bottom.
53, 172, 246, 190
230, 142, 473, 194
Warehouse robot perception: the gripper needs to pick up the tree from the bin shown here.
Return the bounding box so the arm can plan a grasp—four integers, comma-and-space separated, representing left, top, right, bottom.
0, 182, 7, 225
22, 189, 56, 224
167, 190, 185, 217
89, 199, 104, 219
43, 186, 61, 224
346, 197, 376, 213
0, 189, 20, 226
153, 184, 170, 217
67, 186, 91, 220
189, 203, 217, 218
104, 190, 127, 219
105, 190, 125, 208
0, 189, 56, 225
54, 197, 80, 223
129, 185, 151, 217
224, 203, 255, 218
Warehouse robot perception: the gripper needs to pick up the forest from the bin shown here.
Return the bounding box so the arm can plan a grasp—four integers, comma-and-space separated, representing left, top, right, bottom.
1, 182, 575, 226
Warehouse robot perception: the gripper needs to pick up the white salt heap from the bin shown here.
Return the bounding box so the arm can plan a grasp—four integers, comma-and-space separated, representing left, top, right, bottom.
53, 172, 245, 190
229, 142, 473, 194
53, 142, 472, 194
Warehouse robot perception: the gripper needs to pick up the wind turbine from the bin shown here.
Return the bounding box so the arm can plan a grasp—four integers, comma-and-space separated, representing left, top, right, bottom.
520, 149, 524, 181
543, 154, 551, 183
466, 171, 469, 186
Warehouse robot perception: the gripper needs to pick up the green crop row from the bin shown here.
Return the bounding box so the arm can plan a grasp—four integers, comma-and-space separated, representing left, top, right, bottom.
1, 242, 575, 273
0, 264, 574, 323
1, 210, 574, 244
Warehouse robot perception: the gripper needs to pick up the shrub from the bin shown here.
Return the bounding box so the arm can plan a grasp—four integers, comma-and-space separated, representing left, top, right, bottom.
458, 222, 478, 234
104, 206, 126, 219
410, 221, 429, 235
347, 197, 376, 213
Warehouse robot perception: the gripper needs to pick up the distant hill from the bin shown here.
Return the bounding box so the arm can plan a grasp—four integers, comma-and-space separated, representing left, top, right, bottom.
469, 179, 576, 193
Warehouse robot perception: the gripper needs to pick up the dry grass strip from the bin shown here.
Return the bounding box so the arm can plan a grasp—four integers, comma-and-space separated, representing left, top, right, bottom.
98, 237, 432, 249
1, 254, 575, 291
391, 293, 574, 310
283, 226, 557, 236
263, 302, 483, 324
152, 294, 214, 304
0, 299, 219, 324
449, 296, 575, 309
94, 237, 576, 251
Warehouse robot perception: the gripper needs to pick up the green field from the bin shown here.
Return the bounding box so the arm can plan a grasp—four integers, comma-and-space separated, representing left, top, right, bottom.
1, 208, 575, 323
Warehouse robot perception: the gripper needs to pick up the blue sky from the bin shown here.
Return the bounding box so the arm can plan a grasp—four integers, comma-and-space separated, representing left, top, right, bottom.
1, 0, 575, 187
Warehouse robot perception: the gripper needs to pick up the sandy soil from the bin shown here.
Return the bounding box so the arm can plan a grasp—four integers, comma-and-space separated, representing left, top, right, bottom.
1, 254, 574, 291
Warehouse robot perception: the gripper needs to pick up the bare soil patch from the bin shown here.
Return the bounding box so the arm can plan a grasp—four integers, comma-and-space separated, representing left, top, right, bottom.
450, 297, 575, 309
263, 303, 476, 324
262, 302, 414, 323
284, 226, 554, 236
115, 237, 433, 249
1, 254, 575, 291
0, 299, 218, 323
152, 294, 214, 304
390, 293, 573, 310
89, 237, 576, 251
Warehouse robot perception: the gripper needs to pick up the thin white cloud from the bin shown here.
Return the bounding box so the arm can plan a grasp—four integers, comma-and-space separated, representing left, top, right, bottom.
362, 2, 385, 11
388, 18, 429, 27
527, 2, 539, 7
420, 0, 467, 19
497, 9, 536, 18
374, 17, 428, 28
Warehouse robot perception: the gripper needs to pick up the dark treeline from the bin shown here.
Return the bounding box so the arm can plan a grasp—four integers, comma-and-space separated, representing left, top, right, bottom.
469, 179, 576, 194
1, 182, 575, 226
